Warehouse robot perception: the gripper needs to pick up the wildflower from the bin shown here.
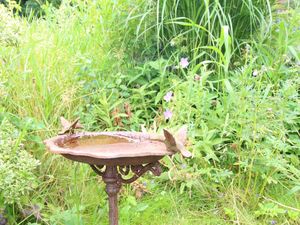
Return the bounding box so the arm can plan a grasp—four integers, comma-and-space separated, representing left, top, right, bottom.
194, 74, 201, 81
142, 181, 147, 187
163, 91, 173, 102
180, 57, 189, 68
181, 164, 187, 169
164, 109, 173, 120
252, 69, 259, 77
270, 220, 277, 225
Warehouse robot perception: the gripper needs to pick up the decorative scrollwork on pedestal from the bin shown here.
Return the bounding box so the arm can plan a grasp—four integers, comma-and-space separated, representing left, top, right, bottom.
118, 162, 162, 184
118, 165, 130, 176
90, 165, 105, 176
90, 162, 162, 185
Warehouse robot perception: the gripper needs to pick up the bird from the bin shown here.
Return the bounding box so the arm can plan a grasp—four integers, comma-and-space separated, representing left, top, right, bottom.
163, 125, 192, 158
59, 117, 83, 135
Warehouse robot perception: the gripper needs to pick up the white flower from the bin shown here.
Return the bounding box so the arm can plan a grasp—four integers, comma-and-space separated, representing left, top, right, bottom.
252, 69, 259, 77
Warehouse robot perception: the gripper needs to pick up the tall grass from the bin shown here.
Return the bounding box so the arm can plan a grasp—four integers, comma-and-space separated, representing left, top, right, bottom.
1, 0, 150, 132
131, 0, 274, 78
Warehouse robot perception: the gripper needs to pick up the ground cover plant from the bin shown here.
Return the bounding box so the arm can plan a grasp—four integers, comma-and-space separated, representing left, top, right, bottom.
0, 0, 299, 224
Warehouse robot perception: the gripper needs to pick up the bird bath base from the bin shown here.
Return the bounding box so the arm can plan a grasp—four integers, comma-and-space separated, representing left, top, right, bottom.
90, 162, 162, 225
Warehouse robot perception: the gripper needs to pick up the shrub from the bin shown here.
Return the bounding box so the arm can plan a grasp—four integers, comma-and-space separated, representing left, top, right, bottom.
0, 118, 40, 205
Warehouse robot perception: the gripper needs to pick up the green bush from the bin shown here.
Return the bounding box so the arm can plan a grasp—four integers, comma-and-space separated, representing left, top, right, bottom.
0, 118, 40, 205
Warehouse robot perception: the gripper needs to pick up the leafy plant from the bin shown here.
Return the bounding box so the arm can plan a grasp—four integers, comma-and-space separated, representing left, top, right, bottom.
0, 118, 40, 205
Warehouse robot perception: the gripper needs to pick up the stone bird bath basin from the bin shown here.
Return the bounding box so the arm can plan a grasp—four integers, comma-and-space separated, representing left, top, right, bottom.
44, 117, 191, 225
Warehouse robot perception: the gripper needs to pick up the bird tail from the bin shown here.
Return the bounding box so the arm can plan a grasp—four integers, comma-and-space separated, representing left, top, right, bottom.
163, 125, 192, 157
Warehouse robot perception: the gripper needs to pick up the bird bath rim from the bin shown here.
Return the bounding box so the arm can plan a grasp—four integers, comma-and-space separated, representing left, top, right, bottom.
44, 131, 173, 166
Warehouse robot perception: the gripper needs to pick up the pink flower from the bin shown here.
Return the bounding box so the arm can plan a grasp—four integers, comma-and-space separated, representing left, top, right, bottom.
163, 91, 173, 102
164, 109, 173, 120
180, 58, 189, 68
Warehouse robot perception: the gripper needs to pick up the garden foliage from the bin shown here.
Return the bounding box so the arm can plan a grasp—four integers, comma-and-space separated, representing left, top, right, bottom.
0, 4, 23, 46
0, 118, 39, 205
0, 0, 299, 224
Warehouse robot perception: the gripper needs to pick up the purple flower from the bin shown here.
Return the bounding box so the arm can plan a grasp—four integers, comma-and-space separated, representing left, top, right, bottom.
270, 220, 277, 225
180, 58, 189, 68
164, 91, 173, 102
164, 109, 173, 120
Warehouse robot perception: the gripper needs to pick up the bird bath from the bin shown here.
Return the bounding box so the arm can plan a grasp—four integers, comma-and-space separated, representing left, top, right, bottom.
44, 118, 191, 225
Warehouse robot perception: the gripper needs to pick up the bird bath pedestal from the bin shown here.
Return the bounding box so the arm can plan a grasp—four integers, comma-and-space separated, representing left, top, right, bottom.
44, 119, 191, 225
90, 162, 162, 225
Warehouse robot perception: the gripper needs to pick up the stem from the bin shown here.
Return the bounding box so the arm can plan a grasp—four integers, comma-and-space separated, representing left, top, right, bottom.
262, 196, 300, 212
